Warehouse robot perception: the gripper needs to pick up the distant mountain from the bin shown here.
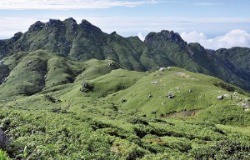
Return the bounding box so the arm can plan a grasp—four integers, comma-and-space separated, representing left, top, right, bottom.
0, 18, 249, 91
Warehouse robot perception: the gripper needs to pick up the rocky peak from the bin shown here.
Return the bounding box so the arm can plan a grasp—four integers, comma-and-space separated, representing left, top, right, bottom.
80, 19, 102, 33
41, 19, 65, 32
110, 31, 123, 38
187, 43, 207, 57
64, 18, 77, 28
111, 31, 117, 35
28, 19, 66, 34
47, 19, 63, 27
28, 21, 45, 32
11, 32, 23, 42
188, 43, 206, 52
64, 17, 77, 24
145, 30, 187, 47
64, 17, 78, 34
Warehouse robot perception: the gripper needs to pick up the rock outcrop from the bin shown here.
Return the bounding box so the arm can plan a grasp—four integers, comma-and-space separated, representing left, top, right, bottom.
0, 129, 8, 149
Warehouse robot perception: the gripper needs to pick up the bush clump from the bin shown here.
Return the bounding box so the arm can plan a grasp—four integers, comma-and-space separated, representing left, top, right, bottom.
0, 150, 9, 160
81, 82, 94, 92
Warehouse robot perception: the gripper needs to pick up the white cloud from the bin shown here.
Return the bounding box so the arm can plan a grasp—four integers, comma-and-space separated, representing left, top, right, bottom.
181, 31, 207, 43
0, 0, 156, 10
194, 2, 217, 6
0, 17, 39, 39
181, 29, 250, 50
138, 32, 145, 41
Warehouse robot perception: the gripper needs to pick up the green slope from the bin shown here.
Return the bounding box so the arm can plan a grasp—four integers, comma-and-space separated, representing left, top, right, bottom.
0, 50, 119, 99
0, 51, 249, 159
106, 68, 249, 121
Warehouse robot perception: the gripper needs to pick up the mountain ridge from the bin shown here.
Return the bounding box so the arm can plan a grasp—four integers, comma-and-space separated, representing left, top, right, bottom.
0, 18, 249, 91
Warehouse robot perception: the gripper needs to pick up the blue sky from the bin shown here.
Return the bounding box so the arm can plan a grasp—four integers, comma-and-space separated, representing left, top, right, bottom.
0, 0, 250, 49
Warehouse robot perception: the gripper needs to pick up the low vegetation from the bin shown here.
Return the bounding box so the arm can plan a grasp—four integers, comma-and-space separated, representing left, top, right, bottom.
0, 50, 249, 159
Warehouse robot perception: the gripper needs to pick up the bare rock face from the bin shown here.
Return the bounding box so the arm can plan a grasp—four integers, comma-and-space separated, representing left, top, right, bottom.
0, 128, 8, 149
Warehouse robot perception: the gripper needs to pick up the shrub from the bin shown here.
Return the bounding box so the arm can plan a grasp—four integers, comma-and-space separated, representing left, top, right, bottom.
0, 150, 9, 160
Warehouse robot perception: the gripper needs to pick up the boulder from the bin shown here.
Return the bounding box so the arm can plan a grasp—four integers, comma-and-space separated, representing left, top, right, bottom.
81, 82, 94, 92
108, 61, 114, 66
167, 92, 175, 99
151, 81, 158, 85
240, 99, 250, 109
159, 67, 166, 71
217, 95, 224, 100
167, 66, 172, 71
0, 129, 8, 149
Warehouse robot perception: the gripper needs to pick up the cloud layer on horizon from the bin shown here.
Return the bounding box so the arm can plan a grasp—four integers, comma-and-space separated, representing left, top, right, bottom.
181, 29, 250, 50
0, 0, 156, 10
1, 17, 250, 50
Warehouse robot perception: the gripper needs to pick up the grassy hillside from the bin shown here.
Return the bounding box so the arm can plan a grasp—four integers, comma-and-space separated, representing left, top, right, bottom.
0, 51, 249, 159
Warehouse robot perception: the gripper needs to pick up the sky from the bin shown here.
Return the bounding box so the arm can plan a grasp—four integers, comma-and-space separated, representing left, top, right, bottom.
0, 0, 250, 50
